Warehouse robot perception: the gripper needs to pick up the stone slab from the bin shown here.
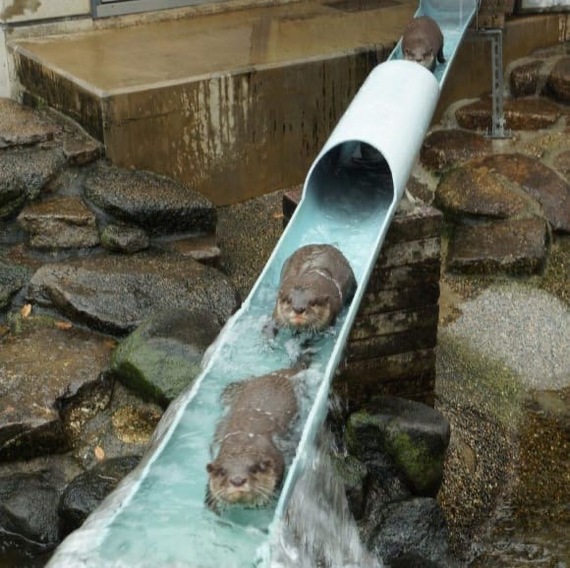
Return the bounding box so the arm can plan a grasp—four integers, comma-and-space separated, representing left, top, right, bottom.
447, 217, 549, 275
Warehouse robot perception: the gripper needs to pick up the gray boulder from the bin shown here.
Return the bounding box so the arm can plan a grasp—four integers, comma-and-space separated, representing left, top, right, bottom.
0, 470, 63, 552
365, 497, 457, 568
100, 222, 149, 254
26, 251, 240, 335
111, 308, 221, 406
58, 455, 140, 536
0, 316, 114, 461
345, 396, 450, 497
84, 163, 217, 236
0, 148, 66, 219
0, 260, 33, 311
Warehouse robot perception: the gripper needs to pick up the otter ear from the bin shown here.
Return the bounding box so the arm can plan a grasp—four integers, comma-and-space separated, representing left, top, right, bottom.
261, 458, 274, 471
206, 463, 214, 473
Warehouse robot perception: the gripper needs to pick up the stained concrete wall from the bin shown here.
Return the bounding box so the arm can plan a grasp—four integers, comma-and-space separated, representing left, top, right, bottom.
103, 50, 386, 205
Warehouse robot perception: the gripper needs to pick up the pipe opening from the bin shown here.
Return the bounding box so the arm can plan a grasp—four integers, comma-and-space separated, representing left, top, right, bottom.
304, 140, 395, 219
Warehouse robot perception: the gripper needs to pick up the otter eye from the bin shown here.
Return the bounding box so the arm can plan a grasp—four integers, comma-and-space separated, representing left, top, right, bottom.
250, 463, 263, 474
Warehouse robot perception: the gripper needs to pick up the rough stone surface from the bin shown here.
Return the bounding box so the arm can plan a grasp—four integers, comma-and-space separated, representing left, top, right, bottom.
345, 396, 450, 497
447, 217, 548, 275
0, 470, 64, 551
100, 222, 149, 254
26, 251, 239, 335
0, 148, 66, 219
365, 497, 456, 568
163, 235, 221, 265
0, 260, 33, 311
477, 153, 570, 233
58, 455, 140, 536
0, 316, 114, 461
17, 196, 99, 249
111, 308, 221, 406
436, 163, 535, 219
420, 130, 492, 172
509, 60, 544, 97
84, 163, 217, 236
0, 98, 59, 149
545, 56, 570, 103
455, 96, 563, 132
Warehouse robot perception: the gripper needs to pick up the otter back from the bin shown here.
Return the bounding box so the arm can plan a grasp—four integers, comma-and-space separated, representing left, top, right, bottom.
206, 368, 299, 507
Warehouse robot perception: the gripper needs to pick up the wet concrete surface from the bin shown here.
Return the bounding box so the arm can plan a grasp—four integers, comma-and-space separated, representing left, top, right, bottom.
11, 0, 416, 93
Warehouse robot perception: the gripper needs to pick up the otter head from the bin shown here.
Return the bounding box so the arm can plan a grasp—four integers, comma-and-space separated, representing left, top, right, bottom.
206, 453, 281, 507
274, 286, 333, 332
403, 45, 436, 70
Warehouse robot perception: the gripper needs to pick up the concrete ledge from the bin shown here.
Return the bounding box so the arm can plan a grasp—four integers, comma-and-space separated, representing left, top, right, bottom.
10, 0, 417, 205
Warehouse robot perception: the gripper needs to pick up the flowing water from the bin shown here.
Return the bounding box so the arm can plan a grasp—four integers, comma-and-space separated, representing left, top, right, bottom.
261, 428, 382, 568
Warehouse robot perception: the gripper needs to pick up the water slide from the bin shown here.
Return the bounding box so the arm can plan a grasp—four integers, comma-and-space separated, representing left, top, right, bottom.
47, 1, 478, 566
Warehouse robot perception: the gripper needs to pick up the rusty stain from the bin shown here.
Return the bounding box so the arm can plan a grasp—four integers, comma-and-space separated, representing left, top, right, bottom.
0, 0, 41, 20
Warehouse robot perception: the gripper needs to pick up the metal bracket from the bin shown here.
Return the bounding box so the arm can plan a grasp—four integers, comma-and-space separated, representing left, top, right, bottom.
480, 28, 512, 139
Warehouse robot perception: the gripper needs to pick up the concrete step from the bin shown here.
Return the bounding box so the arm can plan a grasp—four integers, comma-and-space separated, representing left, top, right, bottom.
10, 0, 416, 205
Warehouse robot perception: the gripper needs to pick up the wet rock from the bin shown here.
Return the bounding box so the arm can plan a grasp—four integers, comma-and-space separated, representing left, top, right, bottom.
435, 162, 534, 219
111, 308, 221, 406
366, 497, 457, 568
545, 56, 570, 103
420, 130, 492, 172
509, 60, 544, 97
0, 260, 33, 311
455, 96, 563, 132
447, 217, 548, 275
345, 396, 450, 497
26, 251, 239, 335
84, 163, 217, 236
100, 222, 149, 254
0, 148, 66, 219
552, 149, 570, 181
0, 316, 114, 460
0, 98, 59, 149
59, 455, 140, 536
0, 470, 64, 552
477, 153, 570, 233
163, 234, 221, 266
61, 378, 162, 471
62, 133, 102, 167
17, 196, 99, 249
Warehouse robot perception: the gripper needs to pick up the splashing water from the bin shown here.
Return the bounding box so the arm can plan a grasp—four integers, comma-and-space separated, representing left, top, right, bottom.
259, 428, 383, 568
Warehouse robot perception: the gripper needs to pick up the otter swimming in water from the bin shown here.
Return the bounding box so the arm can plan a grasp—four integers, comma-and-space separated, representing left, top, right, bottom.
401, 16, 445, 72
266, 244, 356, 337
206, 367, 299, 508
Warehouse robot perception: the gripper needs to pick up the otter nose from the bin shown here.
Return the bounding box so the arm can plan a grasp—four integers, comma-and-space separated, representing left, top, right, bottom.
230, 476, 247, 487
293, 306, 305, 314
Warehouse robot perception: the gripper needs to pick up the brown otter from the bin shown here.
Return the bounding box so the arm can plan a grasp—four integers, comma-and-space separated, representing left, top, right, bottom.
266, 244, 356, 337
206, 368, 299, 508
401, 16, 445, 72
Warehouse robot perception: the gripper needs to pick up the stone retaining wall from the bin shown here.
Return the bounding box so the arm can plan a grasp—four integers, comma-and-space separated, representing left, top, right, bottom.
283, 189, 443, 408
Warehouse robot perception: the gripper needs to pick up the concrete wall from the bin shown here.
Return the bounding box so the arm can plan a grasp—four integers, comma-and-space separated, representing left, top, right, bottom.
0, 0, 91, 97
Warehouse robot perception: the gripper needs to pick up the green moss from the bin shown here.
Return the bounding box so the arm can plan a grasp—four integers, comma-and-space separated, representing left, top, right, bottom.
437, 331, 524, 427
388, 431, 441, 494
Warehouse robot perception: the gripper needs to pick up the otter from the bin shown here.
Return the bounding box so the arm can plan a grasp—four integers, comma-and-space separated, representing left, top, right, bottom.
206, 368, 299, 509
401, 16, 445, 72
266, 244, 356, 337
